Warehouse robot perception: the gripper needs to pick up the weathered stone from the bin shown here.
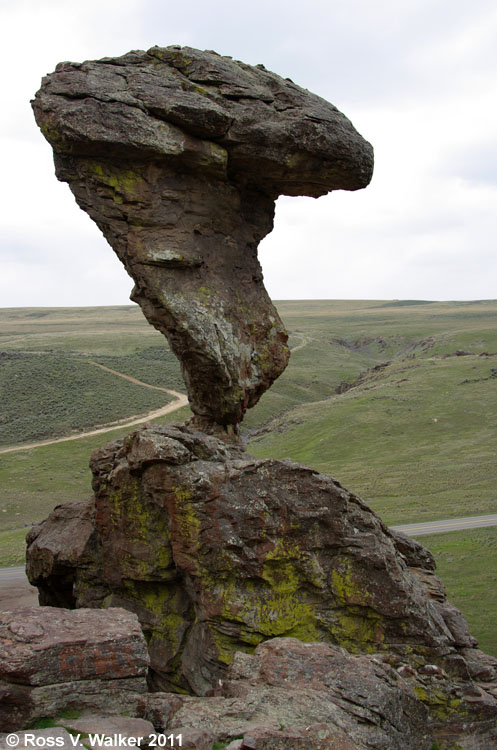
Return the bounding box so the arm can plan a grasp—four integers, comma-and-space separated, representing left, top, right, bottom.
144, 692, 281, 740
221, 638, 429, 750
461, 647, 497, 683
389, 528, 436, 571
32, 46, 373, 432
26, 424, 497, 749
0, 606, 148, 685
169, 728, 214, 750
143, 636, 497, 748
0, 607, 149, 732
238, 725, 364, 750
0, 675, 149, 734
27, 424, 458, 692
25, 497, 95, 607
143, 638, 429, 749
27, 427, 455, 694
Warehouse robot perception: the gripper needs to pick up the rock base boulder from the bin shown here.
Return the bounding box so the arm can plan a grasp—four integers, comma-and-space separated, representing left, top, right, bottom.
25, 424, 497, 747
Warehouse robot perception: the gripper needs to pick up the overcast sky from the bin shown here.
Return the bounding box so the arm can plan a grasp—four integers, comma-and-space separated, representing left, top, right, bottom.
1, 0, 496, 306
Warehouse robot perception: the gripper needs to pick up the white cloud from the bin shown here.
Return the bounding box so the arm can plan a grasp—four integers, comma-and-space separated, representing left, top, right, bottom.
1, 0, 496, 306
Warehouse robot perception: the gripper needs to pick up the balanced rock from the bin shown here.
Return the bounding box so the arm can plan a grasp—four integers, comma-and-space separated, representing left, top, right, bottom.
32, 46, 373, 433
26, 425, 497, 746
0, 606, 149, 732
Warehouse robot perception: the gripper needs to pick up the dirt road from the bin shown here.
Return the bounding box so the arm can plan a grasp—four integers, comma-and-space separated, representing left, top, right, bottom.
0, 363, 189, 455
1, 336, 311, 458
290, 334, 310, 353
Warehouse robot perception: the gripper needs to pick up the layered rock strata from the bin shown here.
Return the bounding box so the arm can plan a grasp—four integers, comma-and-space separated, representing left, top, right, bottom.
26, 425, 497, 746
0, 606, 149, 731
145, 637, 432, 750
32, 46, 373, 432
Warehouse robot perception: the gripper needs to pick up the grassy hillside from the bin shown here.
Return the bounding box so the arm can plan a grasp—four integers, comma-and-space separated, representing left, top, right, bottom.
1, 300, 496, 655
250, 353, 497, 524
0, 305, 163, 354
0, 307, 185, 446
0, 351, 177, 447
249, 299, 497, 525
423, 528, 497, 656
2, 300, 497, 524
0, 403, 192, 535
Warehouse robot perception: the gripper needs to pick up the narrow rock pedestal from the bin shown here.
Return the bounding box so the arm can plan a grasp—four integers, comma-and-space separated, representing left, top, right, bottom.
32, 45, 373, 432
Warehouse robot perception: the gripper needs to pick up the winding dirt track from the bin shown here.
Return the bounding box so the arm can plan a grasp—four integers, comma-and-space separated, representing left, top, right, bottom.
1, 336, 310, 456
289, 334, 310, 353
0, 362, 189, 455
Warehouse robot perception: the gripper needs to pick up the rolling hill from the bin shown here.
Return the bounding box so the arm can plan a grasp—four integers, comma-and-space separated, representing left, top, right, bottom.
1, 299, 496, 653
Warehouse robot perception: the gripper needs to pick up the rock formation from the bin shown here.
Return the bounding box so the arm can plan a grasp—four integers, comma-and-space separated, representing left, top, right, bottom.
26, 424, 497, 746
32, 45, 373, 434
146, 637, 431, 749
26, 47, 497, 748
0, 606, 149, 731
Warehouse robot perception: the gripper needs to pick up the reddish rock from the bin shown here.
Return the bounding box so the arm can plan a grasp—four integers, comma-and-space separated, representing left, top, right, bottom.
239, 725, 364, 750
25, 497, 95, 607
59, 716, 155, 749
0, 606, 147, 685
0, 607, 149, 732
28, 424, 465, 694
171, 729, 215, 750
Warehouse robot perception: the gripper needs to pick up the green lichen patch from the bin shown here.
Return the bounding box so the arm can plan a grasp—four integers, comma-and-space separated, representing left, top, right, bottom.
212, 550, 321, 649
211, 628, 248, 667
105, 477, 174, 579
330, 556, 373, 608
86, 160, 146, 203
39, 118, 67, 149
413, 684, 465, 721
171, 485, 200, 549
329, 608, 385, 653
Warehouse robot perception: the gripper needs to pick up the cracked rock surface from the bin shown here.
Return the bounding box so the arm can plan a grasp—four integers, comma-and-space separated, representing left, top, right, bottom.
32, 45, 373, 431
0, 607, 148, 731
26, 425, 497, 748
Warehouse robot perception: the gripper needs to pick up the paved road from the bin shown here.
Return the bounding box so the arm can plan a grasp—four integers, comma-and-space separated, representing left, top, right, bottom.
390, 513, 497, 536
0, 566, 27, 583
0, 565, 38, 610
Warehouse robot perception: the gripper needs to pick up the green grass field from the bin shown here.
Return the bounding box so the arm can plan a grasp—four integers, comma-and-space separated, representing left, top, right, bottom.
248, 300, 497, 525
423, 528, 497, 657
250, 354, 497, 524
1, 300, 496, 654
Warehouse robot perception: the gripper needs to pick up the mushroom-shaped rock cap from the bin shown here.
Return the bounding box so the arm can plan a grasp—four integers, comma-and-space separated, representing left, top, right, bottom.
33, 46, 373, 435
